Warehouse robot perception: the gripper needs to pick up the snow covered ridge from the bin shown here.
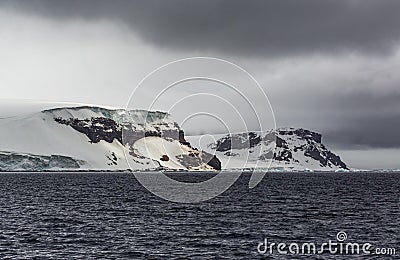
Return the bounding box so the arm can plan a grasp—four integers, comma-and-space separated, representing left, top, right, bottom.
187, 128, 348, 171
0, 106, 220, 171
0, 105, 347, 172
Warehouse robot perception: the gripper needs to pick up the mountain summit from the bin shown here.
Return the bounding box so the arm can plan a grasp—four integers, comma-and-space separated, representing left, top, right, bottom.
187, 128, 348, 171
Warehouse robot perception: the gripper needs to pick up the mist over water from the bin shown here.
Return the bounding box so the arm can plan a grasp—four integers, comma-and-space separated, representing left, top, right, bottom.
0, 172, 399, 259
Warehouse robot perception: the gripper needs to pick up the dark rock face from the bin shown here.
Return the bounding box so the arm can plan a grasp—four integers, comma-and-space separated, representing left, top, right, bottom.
122, 126, 157, 146
55, 117, 122, 144
215, 132, 262, 152
55, 115, 222, 170
178, 130, 191, 146
174, 151, 221, 170
277, 128, 348, 169
201, 152, 222, 171
267, 132, 295, 162
304, 146, 325, 164
248, 132, 262, 148
275, 136, 288, 149
55, 117, 184, 146
215, 138, 231, 152
273, 150, 293, 162
304, 145, 347, 169
160, 155, 170, 161
211, 128, 347, 170
106, 152, 118, 166
278, 128, 322, 143
326, 152, 347, 169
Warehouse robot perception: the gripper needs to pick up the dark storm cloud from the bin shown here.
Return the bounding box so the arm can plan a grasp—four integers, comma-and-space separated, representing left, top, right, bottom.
271, 84, 400, 149
318, 90, 400, 149
324, 114, 400, 149
3, 0, 400, 57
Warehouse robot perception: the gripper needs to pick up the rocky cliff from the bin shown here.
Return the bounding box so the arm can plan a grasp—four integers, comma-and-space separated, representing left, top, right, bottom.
0, 106, 220, 171
187, 128, 348, 171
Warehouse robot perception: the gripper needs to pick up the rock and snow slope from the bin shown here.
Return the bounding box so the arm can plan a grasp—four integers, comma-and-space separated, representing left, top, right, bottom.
187, 128, 348, 171
0, 105, 347, 172
0, 106, 219, 171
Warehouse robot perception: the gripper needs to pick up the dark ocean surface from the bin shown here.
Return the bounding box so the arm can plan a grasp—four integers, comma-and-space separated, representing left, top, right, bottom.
0, 172, 399, 259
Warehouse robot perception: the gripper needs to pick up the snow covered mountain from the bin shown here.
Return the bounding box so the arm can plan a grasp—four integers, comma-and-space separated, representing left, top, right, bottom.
0, 106, 220, 171
187, 128, 348, 171
0, 105, 348, 172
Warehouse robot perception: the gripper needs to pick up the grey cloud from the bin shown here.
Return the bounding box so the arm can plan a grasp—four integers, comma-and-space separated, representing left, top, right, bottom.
3, 0, 400, 57
272, 89, 400, 149
324, 114, 400, 149
323, 91, 400, 149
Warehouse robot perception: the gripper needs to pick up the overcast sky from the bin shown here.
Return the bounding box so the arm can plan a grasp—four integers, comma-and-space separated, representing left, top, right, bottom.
1, 0, 400, 169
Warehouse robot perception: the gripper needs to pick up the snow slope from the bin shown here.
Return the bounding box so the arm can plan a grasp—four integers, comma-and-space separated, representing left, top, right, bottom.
0, 106, 217, 171
0, 106, 348, 172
